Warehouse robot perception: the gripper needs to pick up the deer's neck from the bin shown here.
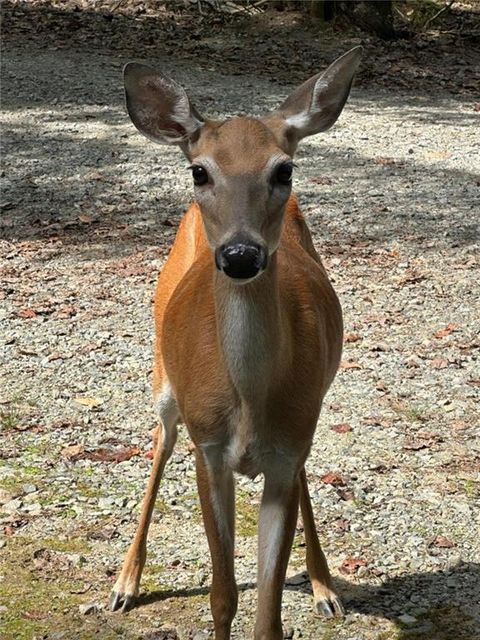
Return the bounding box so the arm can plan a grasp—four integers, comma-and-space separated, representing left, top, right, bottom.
214, 254, 287, 401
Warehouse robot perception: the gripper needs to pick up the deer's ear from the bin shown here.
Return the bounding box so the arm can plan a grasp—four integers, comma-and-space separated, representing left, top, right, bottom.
276, 46, 362, 140
123, 63, 204, 146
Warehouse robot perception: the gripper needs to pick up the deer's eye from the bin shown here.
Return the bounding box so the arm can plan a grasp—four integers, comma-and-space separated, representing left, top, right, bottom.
191, 165, 209, 186
275, 162, 293, 185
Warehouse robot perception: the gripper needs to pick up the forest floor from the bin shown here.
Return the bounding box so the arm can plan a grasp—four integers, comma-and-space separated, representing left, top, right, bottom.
1, 2, 479, 639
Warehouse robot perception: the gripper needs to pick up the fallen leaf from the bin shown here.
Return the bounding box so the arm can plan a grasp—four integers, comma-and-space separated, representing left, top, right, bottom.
403, 440, 429, 451
73, 396, 104, 408
78, 214, 93, 224
340, 360, 362, 370
62, 445, 141, 463
56, 304, 76, 318
61, 444, 85, 460
429, 535, 455, 548
17, 308, 37, 318
331, 423, 353, 434
434, 323, 459, 338
344, 333, 361, 343
374, 156, 396, 166
339, 557, 367, 575
321, 472, 345, 486
431, 358, 449, 369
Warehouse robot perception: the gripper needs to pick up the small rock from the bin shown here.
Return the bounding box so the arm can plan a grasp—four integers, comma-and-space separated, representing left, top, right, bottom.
0, 489, 16, 505
192, 632, 210, 640
1, 498, 22, 513
397, 613, 418, 626
68, 553, 87, 567
98, 497, 115, 510
79, 603, 98, 615
357, 565, 368, 578
24, 502, 42, 515
22, 483, 37, 494
0, 604, 8, 614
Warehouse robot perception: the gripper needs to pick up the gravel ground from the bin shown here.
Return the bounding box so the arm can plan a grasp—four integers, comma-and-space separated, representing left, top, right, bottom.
1, 8, 480, 640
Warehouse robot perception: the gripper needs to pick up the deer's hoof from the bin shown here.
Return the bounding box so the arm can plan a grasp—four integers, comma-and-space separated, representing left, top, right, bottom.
314, 592, 345, 618
109, 589, 136, 613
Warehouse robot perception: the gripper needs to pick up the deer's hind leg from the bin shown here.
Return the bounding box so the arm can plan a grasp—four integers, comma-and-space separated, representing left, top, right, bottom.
299, 467, 344, 618
110, 383, 179, 612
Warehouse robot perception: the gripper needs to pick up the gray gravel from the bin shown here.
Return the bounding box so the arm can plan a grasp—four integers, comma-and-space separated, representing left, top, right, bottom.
1, 37, 479, 640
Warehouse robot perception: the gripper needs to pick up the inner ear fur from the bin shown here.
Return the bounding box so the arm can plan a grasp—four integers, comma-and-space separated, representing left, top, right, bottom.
273, 46, 362, 141
123, 62, 204, 146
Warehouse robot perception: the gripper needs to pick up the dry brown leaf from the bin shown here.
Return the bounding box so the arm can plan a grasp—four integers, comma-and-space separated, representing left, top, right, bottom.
429, 535, 455, 548
403, 440, 429, 451
374, 156, 396, 166
78, 214, 93, 224
339, 557, 367, 575
61, 443, 141, 463
344, 333, 362, 343
321, 472, 345, 487
434, 323, 458, 338
17, 308, 37, 318
61, 444, 85, 460
85, 446, 141, 463
331, 423, 353, 434
431, 358, 449, 369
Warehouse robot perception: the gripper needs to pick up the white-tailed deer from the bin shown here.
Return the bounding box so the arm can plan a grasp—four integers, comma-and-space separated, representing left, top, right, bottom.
110, 47, 362, 639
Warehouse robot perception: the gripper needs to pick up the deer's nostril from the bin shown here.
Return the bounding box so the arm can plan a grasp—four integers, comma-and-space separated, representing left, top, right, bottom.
216, 243, 267, 280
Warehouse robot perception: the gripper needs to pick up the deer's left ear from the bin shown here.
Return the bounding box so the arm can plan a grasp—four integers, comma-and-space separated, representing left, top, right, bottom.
275, 46, 362, 141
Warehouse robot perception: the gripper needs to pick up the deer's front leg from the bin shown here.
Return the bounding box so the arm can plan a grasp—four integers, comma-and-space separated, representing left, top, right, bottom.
255, 469, 300, 640
110, 417, 177, 612
196, 446, 237, 640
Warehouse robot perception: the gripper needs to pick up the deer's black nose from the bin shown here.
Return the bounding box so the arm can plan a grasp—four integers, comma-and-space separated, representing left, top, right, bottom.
215, 241, 267, 280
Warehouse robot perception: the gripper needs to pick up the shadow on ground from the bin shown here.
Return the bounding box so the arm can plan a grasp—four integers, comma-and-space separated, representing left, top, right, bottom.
136, 562, 480, 639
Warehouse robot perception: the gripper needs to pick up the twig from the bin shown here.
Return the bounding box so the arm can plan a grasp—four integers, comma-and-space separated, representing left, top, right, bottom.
393, 5, 410, 24
422, 0, 455, 31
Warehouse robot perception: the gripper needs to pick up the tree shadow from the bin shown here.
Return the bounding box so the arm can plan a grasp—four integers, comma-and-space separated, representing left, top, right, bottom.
1, 9, 478, 257
2, 0, 479, 99
136, 562, 480, 638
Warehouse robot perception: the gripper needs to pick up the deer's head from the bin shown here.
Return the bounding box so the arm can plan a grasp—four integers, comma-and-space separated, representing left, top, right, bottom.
124, 47, 361, 283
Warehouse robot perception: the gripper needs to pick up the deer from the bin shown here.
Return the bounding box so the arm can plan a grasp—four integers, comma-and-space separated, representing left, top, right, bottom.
110, 47, 362, 639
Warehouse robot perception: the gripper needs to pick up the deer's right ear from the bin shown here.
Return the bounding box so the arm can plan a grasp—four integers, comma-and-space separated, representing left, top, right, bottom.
123, 63, 204, 147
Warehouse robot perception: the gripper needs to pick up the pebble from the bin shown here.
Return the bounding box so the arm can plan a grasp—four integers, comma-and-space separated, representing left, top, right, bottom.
397, 613, 418, 626
1, 498, 22, 513
78, 603, 99, 615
